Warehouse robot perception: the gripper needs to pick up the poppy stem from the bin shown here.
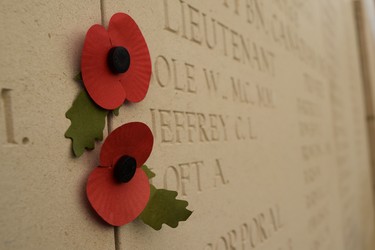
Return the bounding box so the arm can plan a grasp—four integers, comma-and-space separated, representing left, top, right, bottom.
105, 104, 119, 248
114, 226, 121, 250
100, 0, 105, 27
107, 112, 114, 135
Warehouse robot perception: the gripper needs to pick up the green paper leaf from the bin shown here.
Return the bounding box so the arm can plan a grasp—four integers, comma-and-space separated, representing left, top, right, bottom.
112, 106, 120, 116
139, 185, 193, 230
74, 72, 82, 82
65, 90, 108, 157
142, 165, 156, 179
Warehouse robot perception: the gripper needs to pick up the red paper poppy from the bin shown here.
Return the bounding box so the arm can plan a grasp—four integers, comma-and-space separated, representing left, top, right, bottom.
86, 122, 154, 226
81, 13, 152, 110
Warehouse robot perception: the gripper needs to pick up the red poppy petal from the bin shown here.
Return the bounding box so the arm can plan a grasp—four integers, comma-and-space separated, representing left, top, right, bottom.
108, 13, 152, 102
81, 24, 126, 110
100, 122, 154, 168
86, 167, 150, 226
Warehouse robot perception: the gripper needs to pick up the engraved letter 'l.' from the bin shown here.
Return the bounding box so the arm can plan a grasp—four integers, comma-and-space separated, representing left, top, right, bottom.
1, 89, 16, 144
164, 0, 179, 34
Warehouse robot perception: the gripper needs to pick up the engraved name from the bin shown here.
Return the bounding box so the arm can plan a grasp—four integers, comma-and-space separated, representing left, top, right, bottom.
150, 108, 257, 144
204, 205, 286, 250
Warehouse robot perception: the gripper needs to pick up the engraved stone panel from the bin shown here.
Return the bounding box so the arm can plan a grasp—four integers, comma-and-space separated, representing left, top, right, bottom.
103, 0, 375, 249
0, 1, 115, 249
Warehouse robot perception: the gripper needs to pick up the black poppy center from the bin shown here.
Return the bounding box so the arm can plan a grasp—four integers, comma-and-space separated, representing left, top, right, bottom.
113, 155, 137, 183
107, 46, 131, 74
